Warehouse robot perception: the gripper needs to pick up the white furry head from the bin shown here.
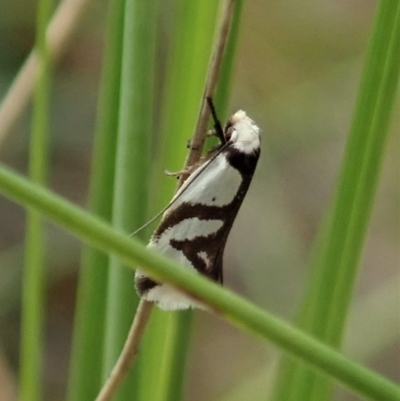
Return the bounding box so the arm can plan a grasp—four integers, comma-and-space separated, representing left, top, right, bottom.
228, 110, 260, 154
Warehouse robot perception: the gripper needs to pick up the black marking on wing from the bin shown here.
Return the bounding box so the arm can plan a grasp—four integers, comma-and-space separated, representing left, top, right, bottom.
135, 109, 261, 298
136, 147, 259, 297
135, 276, 158, 294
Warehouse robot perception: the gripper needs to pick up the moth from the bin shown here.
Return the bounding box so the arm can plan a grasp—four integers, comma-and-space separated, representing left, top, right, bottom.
135, 99, 261, 310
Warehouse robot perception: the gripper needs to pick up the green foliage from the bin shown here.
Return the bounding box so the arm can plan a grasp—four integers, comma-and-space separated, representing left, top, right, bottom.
0, 162, 399, 400
138, 3, 219, 400
19, 0, 54, 400
272, 1, 400, 400
67, 0, 125, 399
101, 0, 157, 400
2, 1, 399, 401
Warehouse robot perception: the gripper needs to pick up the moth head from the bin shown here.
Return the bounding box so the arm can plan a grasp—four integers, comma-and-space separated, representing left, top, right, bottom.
225, 110, 260, 154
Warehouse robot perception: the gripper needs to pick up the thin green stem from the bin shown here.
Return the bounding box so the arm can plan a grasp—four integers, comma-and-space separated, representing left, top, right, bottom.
138, 2, 220, 401
66, 0, 125, 399
101, 0, 156, 400
19, 0, 53, 400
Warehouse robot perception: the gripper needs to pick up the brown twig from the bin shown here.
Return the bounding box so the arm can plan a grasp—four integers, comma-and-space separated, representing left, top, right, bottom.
94, 1, 237, 400
0, 0, 92, 147
94, 300, 153, 401
178, 0, 236, 185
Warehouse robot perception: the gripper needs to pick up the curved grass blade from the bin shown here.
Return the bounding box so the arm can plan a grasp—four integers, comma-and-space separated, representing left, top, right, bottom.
66, 0, 125, 399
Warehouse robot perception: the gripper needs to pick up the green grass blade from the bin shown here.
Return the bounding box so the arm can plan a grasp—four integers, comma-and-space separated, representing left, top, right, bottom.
154, 310, 194, 401
138, 2, 243, 400
0, 164, 399, 401
19, 0, 53, 400
66, 0, 125, 399
101, 0, 156, 399
141, 0, 218, 401
138, 3, 219, 400
327, 0, 400, 342
272, 1, 400, 400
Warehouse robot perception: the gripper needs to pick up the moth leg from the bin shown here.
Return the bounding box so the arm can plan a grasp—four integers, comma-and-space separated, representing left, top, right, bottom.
164, 169, 183, 178
165, 162, 198, 178
186, 139, 201, 151
164, 167, 191, 178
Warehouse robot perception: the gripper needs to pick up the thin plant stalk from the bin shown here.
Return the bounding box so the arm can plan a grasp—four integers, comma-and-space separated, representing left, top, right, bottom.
152, 4, 243, 400
95, 301, 153, 401
138, 2, 220, 401
66, 0, 125, 399
100, 0, 156, 400
0, 0, 93, 145
214, 0, 244, 118
19, 0, 53, 400
97, 2, 240, 399
178, 0, 237, 184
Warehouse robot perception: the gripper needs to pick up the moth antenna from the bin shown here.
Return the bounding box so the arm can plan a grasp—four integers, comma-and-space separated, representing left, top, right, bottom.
206, 96, 225, 144
130, 209, 167, 236
130, 139, 231, 237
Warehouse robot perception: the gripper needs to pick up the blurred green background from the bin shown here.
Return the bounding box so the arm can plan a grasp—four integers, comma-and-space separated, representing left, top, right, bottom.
0, 1, 398, 400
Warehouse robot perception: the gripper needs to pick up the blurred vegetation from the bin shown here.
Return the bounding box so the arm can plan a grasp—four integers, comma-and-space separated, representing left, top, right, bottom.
0, 1, 398, 401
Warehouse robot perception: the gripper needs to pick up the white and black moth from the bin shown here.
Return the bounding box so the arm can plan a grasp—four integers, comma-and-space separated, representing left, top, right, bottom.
135, 100, 261, 310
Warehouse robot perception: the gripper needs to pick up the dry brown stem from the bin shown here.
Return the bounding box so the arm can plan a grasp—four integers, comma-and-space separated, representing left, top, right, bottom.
94, 1, 237, 400
0, 0, 92, 146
